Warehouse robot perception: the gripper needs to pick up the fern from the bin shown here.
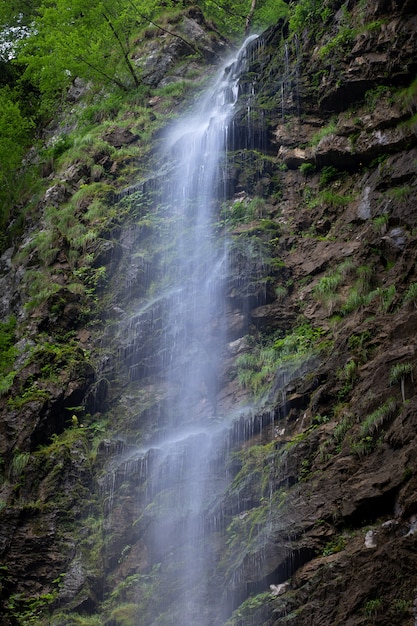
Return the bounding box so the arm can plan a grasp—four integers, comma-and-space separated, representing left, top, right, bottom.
360, 398, 397, 437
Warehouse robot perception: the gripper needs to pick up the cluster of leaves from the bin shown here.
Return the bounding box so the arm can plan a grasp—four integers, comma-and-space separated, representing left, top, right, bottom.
219, 196, 266, 227
0, 87, 34, 231
199, 0, 288, 37
6, 581, 62, 626
236, 321, 328, 399
289, 0, 333, 37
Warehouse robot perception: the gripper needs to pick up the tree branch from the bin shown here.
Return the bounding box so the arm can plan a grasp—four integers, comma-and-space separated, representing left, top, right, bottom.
101, 11, 140, 88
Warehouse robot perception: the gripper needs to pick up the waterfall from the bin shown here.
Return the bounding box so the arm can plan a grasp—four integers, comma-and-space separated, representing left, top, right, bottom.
128, 36, 260, 625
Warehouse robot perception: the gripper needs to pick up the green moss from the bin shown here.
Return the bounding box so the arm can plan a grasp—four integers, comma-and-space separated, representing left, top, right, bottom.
225, 591, 272, 625
230, 442, 278, 500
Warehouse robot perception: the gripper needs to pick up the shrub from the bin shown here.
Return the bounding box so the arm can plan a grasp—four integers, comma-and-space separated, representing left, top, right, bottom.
299, 162, 315, 176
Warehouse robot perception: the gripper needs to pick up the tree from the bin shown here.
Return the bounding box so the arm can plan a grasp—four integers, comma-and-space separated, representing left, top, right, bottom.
196, 0, 288, 37
0, 87, 33, 229
17, 0, 166, 101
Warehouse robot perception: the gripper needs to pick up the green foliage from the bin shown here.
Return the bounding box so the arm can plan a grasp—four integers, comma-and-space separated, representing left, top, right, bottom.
364, 85, 392, 109
363, 598, 383, 618
17, 0, 159, 104
391, 598, 412, 616
299, 162, 315, 176
225, 591, 271, 625
199, 0, 288, 37
319, 165, 340, 187
304, 188, 353, 210
49, 615, 102, 626
403, 282, 417, 308
389, 362, 413, 385
236, 322, 327, 399
230, 442, 277, 500
338, 265, 393, 317
310, 121, 337, 146
9, 451, 31, 481
396, 77, 417, 113
219, 196, 263, 227
350, 398, 397, 457
27, 338, 91, 380
322, 534, 346, 556
387, 184, 413, 202
8, 383, 51, 409
371, 213, 389, 234
332, 413, 353, 447
0, 87, 34, 230
373, 284, 396, 312
274, 285, 288, 302
350, 435, 375, 458
348, 330, 371, 361
6, 586, 60, 625
318, 190, 353, 207
154, 79, 193, 99
319, 25, 355, 60
359, 398, 397, 437
23, 271, 62, 311
313, 259, 355, 314
108, 603, 139, 626
389, 362, 413, 403
100, 565, 161, 623
0, 316, 18, 396
341, 288, 368, 314
337, 359, 358, 400
289, 0, 332, 36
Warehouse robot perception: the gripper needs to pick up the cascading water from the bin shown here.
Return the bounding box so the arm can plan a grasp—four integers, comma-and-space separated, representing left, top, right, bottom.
131, 36, 260, 625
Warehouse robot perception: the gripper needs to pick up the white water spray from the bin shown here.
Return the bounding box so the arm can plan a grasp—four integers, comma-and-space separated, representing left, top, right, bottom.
141, 36, 259, 625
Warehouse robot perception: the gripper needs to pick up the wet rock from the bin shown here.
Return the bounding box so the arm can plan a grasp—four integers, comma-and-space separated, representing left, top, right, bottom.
104, 128, 139, 148
59, 557, 86, 602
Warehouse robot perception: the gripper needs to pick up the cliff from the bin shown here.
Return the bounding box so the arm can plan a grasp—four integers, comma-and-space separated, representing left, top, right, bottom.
0, 1, 417, 625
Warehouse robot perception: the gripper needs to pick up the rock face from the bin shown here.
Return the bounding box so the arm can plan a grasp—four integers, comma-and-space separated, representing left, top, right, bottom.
1, 2, 417, 625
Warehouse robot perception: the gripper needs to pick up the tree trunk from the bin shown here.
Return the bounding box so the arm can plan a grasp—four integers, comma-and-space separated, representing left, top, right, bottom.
244, 0, 257, 36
